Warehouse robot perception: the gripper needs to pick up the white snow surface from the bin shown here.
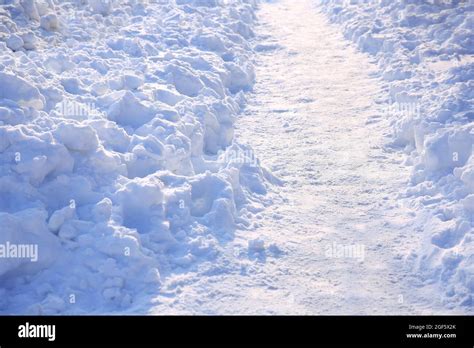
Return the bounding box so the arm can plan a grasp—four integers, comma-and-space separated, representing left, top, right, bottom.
0, 0, 267, 314
150, 0, 472, 314
320, 0, 473, 310
0, 0, 472, 314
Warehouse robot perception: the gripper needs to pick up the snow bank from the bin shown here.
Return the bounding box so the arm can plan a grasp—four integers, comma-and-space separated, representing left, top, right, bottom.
319, 0, 473, 309
0, 0, 265, 313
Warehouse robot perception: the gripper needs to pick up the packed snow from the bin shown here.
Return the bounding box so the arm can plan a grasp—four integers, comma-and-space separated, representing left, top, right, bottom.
0, 0, 472, 314
321, 0, 473, 310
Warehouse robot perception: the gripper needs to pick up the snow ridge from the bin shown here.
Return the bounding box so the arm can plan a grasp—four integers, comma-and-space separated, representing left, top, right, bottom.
319, 0, 473, 309
0, 0, 265, 314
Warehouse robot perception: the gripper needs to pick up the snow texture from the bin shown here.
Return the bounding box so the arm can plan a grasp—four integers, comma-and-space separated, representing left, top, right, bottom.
0, 0, 472, 314
0, 0, 264, 314
320, 0, 473, 309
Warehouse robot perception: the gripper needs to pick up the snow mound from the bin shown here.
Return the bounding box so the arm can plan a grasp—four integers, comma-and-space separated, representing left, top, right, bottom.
320, 0, 473, 310
0, 0, 264, 314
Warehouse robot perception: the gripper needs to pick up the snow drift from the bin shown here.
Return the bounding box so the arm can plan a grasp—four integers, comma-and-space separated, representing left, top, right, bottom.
319, 0, 473, 309
0, 0, 267, 313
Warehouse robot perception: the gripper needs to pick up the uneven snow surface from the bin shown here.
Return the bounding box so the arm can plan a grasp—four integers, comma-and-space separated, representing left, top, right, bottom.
0, 0, 472, 314
1, 0, 265, 314
321, 0, 473, 311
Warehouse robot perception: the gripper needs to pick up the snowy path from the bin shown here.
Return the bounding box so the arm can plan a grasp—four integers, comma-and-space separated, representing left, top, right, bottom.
151, 0, 439, 314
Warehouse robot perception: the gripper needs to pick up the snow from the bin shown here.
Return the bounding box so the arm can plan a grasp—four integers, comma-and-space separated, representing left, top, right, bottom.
20, 0, 40, 21
0, 0, 262, 314
39, 13, 58, 31
147, 0, 424, 314
0, 0, 472, 314
320, 0, 473, 310
0, 72, 45, 109
6, 33, 23, 50
149, 0, 472, 315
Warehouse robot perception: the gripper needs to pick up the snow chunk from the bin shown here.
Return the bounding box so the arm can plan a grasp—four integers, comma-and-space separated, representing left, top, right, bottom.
54, 122, 100, 153
166, 64, 204, 97
6, 34, 24, 51
20, 0, 40, 21
48, 205, 75, 233
21, 32, 37, 50
40, 14, 59, 31
0, 208, 60, 277
455, 156, 474, 193
153, 87, 184, 106
0, 73, 45, 110
115, 175, 165, 233
107, 91, 155, 128
121, 74, 143, 90
422, 128, 472, 173
92, 198, 112, 222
